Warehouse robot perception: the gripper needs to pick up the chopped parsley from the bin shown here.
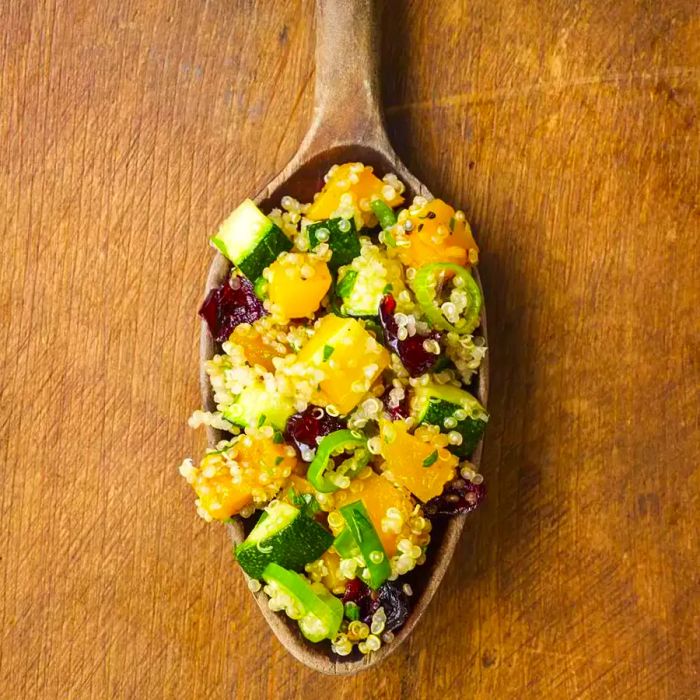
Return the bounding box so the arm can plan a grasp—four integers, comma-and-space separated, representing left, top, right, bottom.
344, 601, 360, 621
288, 488, 321, 518
322, 344, 335, 362
422, 450, 438, 468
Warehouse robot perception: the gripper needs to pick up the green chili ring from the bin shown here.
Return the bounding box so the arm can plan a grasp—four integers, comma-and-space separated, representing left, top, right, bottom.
370, 199, 397, 229
413, 262, 483, 334
307, 429, 370, 493
339, 501, 391, 589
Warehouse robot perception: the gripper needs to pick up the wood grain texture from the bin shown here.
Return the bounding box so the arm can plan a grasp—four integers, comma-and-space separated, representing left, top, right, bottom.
1, 0, 698, 697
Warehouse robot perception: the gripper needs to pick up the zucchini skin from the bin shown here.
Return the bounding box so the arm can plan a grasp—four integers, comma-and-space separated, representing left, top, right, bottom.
221, 381, 294, 431
419, 397, 487, 458
235, 513, 333, 579
236, 223, 291, 281
307, 218, 360, 271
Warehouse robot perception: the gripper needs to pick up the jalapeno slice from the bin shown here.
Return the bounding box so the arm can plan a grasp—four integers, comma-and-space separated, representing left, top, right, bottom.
412, 262, 482, 334
307, 429, 370, 493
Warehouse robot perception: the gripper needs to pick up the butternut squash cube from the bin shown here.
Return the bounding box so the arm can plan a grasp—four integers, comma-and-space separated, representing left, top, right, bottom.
332, 472, 415, 557
379, 421, 458, 503
296, 314, 389, 415
308, 163, 404, 228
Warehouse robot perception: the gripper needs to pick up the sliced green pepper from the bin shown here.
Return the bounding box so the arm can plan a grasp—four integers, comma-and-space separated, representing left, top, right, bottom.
262, 562, 343, 642
412, 262, 482, 334
307, 429, 370, 493
333, 527, 360, 559
339, 501, 391, 589
370, 199, 397, 229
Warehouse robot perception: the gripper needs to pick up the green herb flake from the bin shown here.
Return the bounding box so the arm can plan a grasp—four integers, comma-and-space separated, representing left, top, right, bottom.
384, 230, 397, 247
322, 345, 335, 362
344, 601, 360, 621
289, 489, 321, 518
302, 493, 321, 517
273, 430, 284, 444
422, 450, 439, 468
383, 283, 393, 294
274, 456, 284, 466
288, 487, 303, 507
257, 414, 267, 428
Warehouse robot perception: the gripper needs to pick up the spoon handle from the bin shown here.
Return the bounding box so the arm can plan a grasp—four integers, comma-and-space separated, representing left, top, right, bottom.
299, 0, 394, 157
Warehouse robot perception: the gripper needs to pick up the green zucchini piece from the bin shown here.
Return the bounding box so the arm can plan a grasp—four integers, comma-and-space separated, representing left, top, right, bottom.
335, 251, 404, 318
413, 383, 488, 458
335, 269, 358, 299
236, 502, 333, 579
221, 381, 294, 431
211, 199, 291, 281
307, 217, 360, 270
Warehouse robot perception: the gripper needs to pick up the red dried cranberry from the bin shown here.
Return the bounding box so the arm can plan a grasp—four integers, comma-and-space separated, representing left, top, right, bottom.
376, 581, 410, 631
424, 477, 486, 517
342, 579, 380, 622
380, 386, 409, 420
342, 578, 369, 605
199, 275, 266, 342
378, 294, 441, 377
284, 406, 345, 456
343, 579, 411, 629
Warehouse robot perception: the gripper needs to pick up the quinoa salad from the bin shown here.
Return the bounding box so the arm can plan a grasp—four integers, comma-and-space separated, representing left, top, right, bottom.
180, 163, 488, 657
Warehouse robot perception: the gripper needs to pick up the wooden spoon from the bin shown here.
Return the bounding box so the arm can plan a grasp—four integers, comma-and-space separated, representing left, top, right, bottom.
200, 0, 489, 674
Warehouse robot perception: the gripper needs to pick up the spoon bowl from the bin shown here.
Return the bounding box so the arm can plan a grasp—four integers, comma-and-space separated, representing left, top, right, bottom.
200, 0, 489, 674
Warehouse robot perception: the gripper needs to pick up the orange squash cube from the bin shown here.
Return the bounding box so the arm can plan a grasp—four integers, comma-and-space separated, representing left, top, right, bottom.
308, 163, 404, 228
268, 253, 332, 319
229, 324, 282, 372
332, 472, 414, 556
379, 421, 458, 503
397, 199, 478, 269
296, 314, 389, 415
183, 435, 299, 521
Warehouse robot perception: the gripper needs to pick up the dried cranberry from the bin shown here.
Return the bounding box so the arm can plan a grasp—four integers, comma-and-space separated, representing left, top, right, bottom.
376, 581, 410, 631
342, 579, 380, 622
378, 294, 441, 377
199, 275, 266, 342
380, 386, 409, 420
342, 578, 368, 604
342, 579, 411, 629
284, 406, 345, 456
361, 596, 381, 624
424, 477, 486, 517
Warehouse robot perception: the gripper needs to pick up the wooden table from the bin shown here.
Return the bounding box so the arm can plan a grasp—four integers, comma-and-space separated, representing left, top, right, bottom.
2, 1, 698, 697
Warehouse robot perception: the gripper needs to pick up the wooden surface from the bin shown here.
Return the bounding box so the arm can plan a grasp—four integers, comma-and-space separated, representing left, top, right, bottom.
2, 0, 698, 697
